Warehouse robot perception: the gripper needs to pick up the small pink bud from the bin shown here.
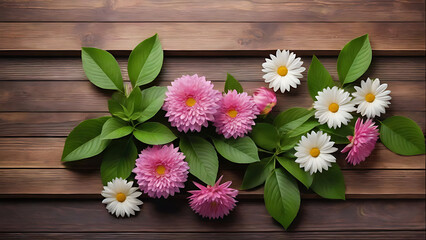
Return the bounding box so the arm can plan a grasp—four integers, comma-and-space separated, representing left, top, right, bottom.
253, 87, 277, 115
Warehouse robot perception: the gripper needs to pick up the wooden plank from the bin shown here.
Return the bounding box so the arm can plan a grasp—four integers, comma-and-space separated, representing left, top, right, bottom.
0, 57, 424, 82
0, 112, 107, 136
0, 23, 423, 52
0, 84, 398, 115
0, 80, 423, 112
1, 232, 425, 240
0, 111, 423, 137
0, 169, 423, 198
0, 199, 424, 232
0, 138, 424, 170
0, 0, 424, 22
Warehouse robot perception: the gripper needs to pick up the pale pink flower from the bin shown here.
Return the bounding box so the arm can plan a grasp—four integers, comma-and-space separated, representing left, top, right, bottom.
253, 87, 277, 115
133, 145, 189, 198
188, 176, 238, 219
341, 118, 379, 165
214, 90, 259, 139
163, 74, 222, 132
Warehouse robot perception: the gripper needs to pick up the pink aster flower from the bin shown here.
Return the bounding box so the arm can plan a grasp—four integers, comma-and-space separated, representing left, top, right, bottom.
341, 118, 379, 165
214, 90, 259, 139
133, 144, 189, 198
253, 87, 277, 115
163, 74, 222, 132
188, 176, 238, 219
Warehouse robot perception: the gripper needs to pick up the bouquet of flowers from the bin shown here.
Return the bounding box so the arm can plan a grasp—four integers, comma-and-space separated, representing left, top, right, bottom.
61, 34, 425, 229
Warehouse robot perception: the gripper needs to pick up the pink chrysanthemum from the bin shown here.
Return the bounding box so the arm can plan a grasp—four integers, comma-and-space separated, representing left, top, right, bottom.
163, 74, 222, 132
341, 118, 379, 165
188, 176, 238, 219
214, 90, 259, 139
133, 145, 189, 198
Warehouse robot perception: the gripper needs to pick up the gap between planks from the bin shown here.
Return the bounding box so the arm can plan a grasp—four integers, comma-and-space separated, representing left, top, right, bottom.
0, 231, 425, 240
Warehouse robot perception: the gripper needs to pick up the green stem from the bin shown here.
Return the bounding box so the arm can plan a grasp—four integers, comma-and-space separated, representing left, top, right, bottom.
133, 121, 143, 128
258, 148, 274, 154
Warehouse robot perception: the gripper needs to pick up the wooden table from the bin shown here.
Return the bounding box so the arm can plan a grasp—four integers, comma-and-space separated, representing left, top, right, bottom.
0, 0, 424, 239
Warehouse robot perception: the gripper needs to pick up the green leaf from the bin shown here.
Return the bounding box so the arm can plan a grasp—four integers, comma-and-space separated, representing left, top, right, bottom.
274, 108, 314, 133
280, 134, 302, 152
288, 118, 320, 138
101, 118, 133, 140
380, 116, 425, 155
241, 157, 274, 190
317, 124, 353, 144
224, 73, 243, 93
264, 168, 300, 229
251, 123, 280, 151
179, 136, 218, 185
126, 87, 143, 120
337, 34, 372, 85
311, 163, 346, 200
212, 136, 260, 164
307, 55, 335, 100
108, 92, 129, 121
101, 138, 137, 185
277, 156, 313, 188
133, 122, 176, 145
81, 47, 123, 92
61, 117, 111, 162
137, 86, 167, 123
128, 34, 164, 87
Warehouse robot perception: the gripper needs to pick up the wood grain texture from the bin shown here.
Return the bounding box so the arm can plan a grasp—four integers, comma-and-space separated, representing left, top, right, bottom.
1, 80, 423, 112
1, 232, 425, 240
0, 23, 424, 51
0, 169, 424, 198
0, 199, 424, 232
0, 138, 424, 170
0, 111, 423, 137
0, 0, 424, 22
0, 0, 425, 236
0, 113, 107, 136
1, 57, 424, 82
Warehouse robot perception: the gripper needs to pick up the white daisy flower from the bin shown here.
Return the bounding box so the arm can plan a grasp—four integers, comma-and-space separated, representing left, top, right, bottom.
352, 78, 391, 118
313, 86, 356, 129
294, 131, 338, 175
101, 177, 143, 217
262, 50, 306, 93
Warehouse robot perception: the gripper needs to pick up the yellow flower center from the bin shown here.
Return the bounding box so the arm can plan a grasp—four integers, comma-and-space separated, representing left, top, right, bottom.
227, 109, 238, 118
116, 192, 126, 202
328, 103, 339, 113
277, 66, 288, 76
310, 147, 320, 158
365, 93, 375, 103
186, 97, 196, 107
156, 165, 166, 175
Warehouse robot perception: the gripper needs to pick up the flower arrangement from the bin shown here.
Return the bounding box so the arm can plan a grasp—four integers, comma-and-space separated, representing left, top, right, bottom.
62, 34, 425, 228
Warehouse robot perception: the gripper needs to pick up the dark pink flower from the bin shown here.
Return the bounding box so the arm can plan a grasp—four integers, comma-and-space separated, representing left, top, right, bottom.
253, 87, 277, 115
341, 118, 379, 165
163, 74, 222, 132
188, 176, 238, 219
214, 90, 259, 139
133, 145, 189, 198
